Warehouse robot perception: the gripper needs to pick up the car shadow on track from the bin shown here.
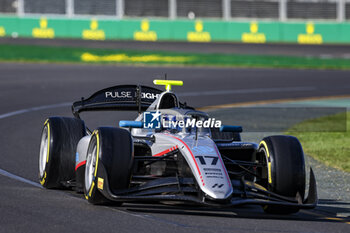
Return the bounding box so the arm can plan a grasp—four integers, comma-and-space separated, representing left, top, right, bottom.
316, 199, 350, 218
114, 199, 350, 224
66, 190, 350, 224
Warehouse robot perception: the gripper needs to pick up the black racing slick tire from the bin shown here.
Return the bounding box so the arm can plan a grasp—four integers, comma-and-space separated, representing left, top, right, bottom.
258, 135, 306, 214
84, 127, 133, 205
39, 117, 86, 188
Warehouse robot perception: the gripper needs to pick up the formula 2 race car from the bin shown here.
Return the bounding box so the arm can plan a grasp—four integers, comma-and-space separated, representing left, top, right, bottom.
38, 79, 317, 214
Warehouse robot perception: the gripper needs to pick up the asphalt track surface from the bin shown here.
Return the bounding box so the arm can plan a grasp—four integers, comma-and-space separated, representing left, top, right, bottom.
0, 62, 350, 233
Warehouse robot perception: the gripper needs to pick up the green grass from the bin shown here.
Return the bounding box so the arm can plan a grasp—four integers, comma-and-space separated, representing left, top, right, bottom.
286, 112, 350, 172
2, 44, 350, 69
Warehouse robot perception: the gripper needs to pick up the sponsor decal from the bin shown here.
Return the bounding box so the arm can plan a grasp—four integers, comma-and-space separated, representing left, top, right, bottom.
212, 183, 224, 188
298, 22, 322, 44
105, 91, 132, 99
105, 91, 159, 100
187, 21, 211, 42
143, 112, 222, 129
241, 22, 266, 43
82, 19, 105, 40
203, 168, 224, 179
134, 20, 157, 41
144, 111, 162, 129
32, 18, 55, 39
97, 177, 104, 190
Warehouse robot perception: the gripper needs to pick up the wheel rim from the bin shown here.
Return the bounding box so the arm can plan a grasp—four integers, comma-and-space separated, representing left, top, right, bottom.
39, 126, 48, 177
85, 139, 97, 191
257, 146, 269, 189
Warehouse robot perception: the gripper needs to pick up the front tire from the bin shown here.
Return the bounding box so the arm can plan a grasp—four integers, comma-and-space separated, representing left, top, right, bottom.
84, 127, 133, 204
257, 135, 306, 214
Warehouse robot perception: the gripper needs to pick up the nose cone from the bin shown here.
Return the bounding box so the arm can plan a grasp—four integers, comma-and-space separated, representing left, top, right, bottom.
201, 183, 233, 200
187, 138, 233, 200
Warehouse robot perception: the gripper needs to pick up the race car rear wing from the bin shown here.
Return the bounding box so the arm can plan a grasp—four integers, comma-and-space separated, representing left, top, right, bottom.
72, 85, 162, 118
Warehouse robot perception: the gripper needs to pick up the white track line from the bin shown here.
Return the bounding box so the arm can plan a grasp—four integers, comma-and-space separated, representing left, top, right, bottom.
0, 168, 42, 188
178, 86, 316, 97
0, 102, 71, 120
0, 102, 71, 187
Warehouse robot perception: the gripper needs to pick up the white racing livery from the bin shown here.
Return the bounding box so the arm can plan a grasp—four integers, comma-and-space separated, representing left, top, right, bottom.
39, 79, 317, 214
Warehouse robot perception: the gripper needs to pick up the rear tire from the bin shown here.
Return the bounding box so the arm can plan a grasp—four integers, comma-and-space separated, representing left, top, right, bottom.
257, 135, 306, 214
39, 117, 86, 188
84, 127, 133, 205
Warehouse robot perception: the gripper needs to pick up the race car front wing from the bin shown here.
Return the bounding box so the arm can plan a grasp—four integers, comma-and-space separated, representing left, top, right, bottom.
95, 160, 317, 209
